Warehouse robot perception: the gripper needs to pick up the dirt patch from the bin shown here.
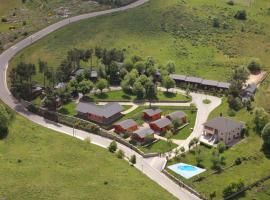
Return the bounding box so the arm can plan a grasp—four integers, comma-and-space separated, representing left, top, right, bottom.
246, 71, 268, 86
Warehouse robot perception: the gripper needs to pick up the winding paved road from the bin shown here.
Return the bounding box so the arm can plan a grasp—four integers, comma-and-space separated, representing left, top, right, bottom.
0, 1, 205, 200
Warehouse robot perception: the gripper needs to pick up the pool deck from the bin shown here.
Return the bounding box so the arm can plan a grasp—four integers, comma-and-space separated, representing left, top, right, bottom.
168, 163, 206, 179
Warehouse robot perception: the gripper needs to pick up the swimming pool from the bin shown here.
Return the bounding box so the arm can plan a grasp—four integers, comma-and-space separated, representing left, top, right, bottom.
168, 163, 206, 179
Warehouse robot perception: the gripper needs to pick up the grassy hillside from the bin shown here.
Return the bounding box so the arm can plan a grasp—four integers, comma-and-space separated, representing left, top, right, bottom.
10, 0, 270, 83
0, 0, 110, 50
167, 99, 270, 199
0, 104, 176, 200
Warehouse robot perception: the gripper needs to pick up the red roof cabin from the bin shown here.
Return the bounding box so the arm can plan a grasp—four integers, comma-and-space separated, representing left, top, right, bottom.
114, 119, 138, 135
131, 127, 154, 144
166, 111, 187, 124
143, 109, 162, 121
150, 118, 172, 134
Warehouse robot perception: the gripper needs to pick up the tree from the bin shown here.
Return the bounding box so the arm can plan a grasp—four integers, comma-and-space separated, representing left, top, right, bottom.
38, 59, 48, 88
188, 140, 195, 150
78, 80, 94, 96
130, 155, 136, 165
133, 81, 145, 99
231, 66, 249, 86
0, 104, 11, 139
180, 147, 185, 153
247, 58, 262, 73
223, 180, 245, 197
254, 107, 269, 133
172, 119, 181, 131
217, 142, 227, 153
234, 10, 247, 20
211, 150, 225, 171
213, 18, 220, 28
116, 149, 125, 159
145, 80, 157, 107
192, 137, 199, 147
195, 151, 203, 167
227, 96, 243, 111
108, 141, 117, 153
166, 60, 176, 74
134, 61, 145, 74
123, 60, 134, 72
165, 130, 173, 138
96, 78, 108, 94
262, 123, 270, 150
162, 76, 175, 92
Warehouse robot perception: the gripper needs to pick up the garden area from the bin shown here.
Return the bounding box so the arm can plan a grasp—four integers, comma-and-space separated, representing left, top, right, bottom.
0, 102, 176, 200
166, 99, 270, 200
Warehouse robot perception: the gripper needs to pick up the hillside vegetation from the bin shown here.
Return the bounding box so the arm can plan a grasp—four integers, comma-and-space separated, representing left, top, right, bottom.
10, 0, 270, 82
0, 103, 176, 200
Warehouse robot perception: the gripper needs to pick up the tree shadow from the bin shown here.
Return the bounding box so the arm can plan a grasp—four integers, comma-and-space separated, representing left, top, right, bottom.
94, 93, 108, 100
163, 91, 176, 98
0, 128, 9, 140
262, 145, 270, 159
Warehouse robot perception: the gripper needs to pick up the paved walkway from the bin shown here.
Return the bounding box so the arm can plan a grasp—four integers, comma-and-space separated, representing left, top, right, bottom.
0, 0, 202, 199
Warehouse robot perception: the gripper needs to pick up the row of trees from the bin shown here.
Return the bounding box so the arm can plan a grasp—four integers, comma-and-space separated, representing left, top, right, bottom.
0, 104, 13, 139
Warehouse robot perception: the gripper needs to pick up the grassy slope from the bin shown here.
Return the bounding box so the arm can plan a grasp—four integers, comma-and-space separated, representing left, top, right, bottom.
9, 0, 270, 83
167, 99, 270, 199
0, 105, 176, 200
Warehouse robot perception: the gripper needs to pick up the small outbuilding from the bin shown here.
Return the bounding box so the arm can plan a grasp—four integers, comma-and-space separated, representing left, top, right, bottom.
167, 111, 187, 124
131, 127, 154, 144
150, 117, 172, 134
114, 119, 138, 134
143, 109, 162, 121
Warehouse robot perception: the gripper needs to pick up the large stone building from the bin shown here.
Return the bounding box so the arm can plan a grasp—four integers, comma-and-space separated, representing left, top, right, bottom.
201, 117, 245, 146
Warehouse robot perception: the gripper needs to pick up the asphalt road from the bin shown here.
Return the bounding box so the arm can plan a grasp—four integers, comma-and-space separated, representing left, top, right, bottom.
0, 0, 202, 200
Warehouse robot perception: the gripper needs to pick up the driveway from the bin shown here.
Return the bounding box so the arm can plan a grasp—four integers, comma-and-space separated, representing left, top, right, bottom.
0, 0, 201, 199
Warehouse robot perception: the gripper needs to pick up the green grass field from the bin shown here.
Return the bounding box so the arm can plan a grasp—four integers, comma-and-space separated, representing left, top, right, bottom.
139, 140, 177, 154
9, 0, 270, 82
166, 99, 270, 199
87, 90, 190, 102
0, 103, 176, 200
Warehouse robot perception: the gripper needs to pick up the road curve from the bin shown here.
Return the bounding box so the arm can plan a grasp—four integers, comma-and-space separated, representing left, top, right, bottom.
0, 1, 200, 200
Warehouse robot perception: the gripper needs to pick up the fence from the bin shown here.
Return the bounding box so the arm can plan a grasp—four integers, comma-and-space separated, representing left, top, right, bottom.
23, 100, 159, 158
224, 174, 270, 200
163, 169, 207, 200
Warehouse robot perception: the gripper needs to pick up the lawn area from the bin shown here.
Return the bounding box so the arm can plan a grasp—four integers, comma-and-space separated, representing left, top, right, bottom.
0, 103, 176, 200
87, 90, 190, 102
9, 0, 270, 84
166, 99, 270, 199
171, 110, 197, 140
138, 140, 177, 154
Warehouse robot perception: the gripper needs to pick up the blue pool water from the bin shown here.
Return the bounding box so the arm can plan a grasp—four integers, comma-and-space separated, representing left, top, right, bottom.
178, 165, 197, 171
168, 163, 206, 179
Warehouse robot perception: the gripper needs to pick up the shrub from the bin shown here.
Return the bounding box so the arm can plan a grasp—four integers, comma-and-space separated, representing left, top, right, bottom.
108, 141, 117, 153
217, 142, 227, 153
227, 0, 234, 5
213, 18, 220, 28
234, 10, 247, 20
227, 109, 236, 117
1, 17, 7, 22
247, 58, 262, 73
223, 180, 245, 197
116, 150, 124, 159
235, 157, 242, 165
130, 155, 136, 165
84, 137, 91, 144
